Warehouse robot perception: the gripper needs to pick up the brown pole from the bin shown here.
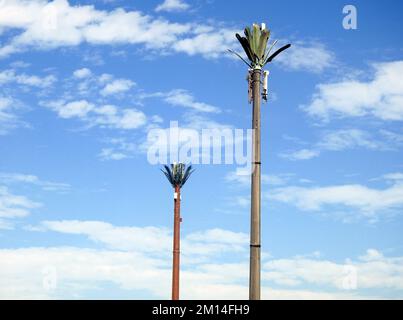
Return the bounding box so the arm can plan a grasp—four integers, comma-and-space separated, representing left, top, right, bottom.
172, 185, 181, 300
249, 68, 261, 300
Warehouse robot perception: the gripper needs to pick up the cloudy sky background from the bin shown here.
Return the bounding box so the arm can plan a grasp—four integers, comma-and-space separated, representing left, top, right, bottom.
0, 0, 403, 299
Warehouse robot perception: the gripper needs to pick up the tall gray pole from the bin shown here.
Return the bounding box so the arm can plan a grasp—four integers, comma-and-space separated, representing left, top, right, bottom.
249, 68, 261, 300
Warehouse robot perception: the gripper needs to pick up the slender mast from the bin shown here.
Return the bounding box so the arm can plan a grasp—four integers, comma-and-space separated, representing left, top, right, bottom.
172, 185, 181, 300
249, 68, 261, 300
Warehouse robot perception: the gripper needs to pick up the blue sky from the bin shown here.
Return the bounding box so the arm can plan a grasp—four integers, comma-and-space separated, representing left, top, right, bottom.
0, 0, 403, 299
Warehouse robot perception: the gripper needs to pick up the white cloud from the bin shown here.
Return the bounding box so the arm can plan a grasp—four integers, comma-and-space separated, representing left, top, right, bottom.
185, 228, 248, 246
41, 220, 173, 254
0, 1, 335, 70
97, 137, 137, 161
182, 113, 232, 130
264, 249, 403, 291
264, 258, 344, 288
100, 79, 135, 96
173, 29, 237, 59
0, 186, 41, 219
0, 97, 13, 112
359, 249, 384, 262
73, 68, 92, 79
302, 61, 403, 121
40, 220, 249, 260
155, 0, 190, 12
317, 129, 381, 151
71, 71, 136, 98
0, 96, 21, 135
0, 247, 170, 299
10, 61, 31, 68
0, 44, 20, 57
382, 172, 403, 182
224, 172, 250, 185
229, 195, 250, 208
1, 219, 401, 299
42, 100, 147, 130
81, 8, 189, 48
49, 100, 94, 119
140, 89, 221, 113
0, 247, 289, 298
0, 237, 400, 298
0, 69, 56, 88
280, 148, 320, 161
276, 41, 334, 73
380, 129, 403, 144
15, 73, 56, 87
0, 172, 71, 192
225, 170, 289, 186
114, 109, 147, 129
164, 89, 220, 113
0, 219, 14, 230
280, 129, 386, 161
268, 179, 403, 218
98, 73, 113, 84
0, 0, 200, 57
70, 71, 137, 101
98, 148, 128, 161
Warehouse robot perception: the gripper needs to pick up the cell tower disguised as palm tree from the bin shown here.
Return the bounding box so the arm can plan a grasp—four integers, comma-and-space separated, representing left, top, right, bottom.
161, 163, 194, 300
230, 23, 291, 300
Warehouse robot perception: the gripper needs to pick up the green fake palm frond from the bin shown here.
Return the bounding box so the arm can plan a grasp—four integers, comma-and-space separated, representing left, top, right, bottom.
161, 163, 195, 188
229, 23, 291, 69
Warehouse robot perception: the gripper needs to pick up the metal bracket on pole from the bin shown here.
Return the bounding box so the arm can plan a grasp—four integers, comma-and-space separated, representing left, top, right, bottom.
247, 69, 253, 104
262, 70, 269, 102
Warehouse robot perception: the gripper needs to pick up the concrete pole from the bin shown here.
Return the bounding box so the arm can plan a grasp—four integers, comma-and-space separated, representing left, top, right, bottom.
249, 68, 261, 300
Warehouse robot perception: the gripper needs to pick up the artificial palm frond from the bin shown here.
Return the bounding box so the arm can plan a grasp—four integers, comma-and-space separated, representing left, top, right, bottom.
230, 23, 291, 69
263, 39, 278, 63
161, 163, 195, 188
228, 49, 252, 67
265, 44, 291, 64
235, 34, 252, 62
